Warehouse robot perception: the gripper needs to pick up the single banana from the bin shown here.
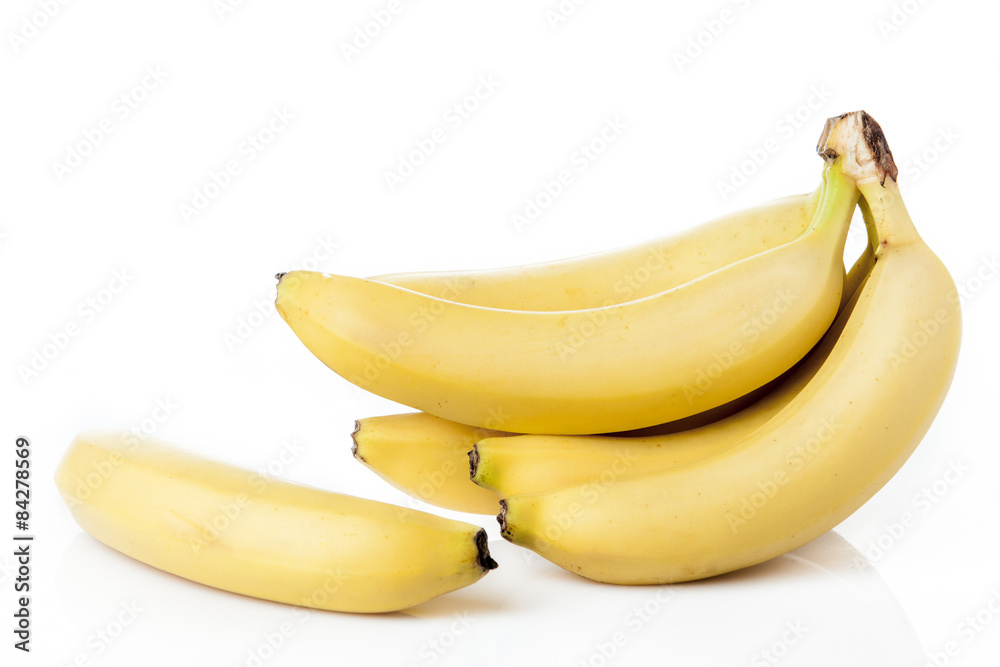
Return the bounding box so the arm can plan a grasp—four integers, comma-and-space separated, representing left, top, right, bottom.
498, 112, 962, 584
472, 369, 826, 500
54, 430, 497, 613
276, 164, 858, 434
371, 190, 820, 310
352, 413, 509, 514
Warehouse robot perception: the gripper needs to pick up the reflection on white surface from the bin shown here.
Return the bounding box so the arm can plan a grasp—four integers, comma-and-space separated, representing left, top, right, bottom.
54, 529, 924, 666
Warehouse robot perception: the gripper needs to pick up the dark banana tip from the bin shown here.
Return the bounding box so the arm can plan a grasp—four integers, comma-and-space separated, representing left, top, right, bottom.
474, 529, 499, 571
275, 272, 286, 281
497, 499, 512, 541
468, 445, 480, 479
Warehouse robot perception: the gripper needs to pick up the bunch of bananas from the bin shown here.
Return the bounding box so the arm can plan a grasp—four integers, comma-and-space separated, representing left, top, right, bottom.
55, 111, 960, 611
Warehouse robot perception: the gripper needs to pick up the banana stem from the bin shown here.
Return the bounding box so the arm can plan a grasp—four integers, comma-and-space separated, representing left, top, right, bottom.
817, 111, 898, 185
808, 165, 860, 236
858, 178, 923, 252
857, 194, 881, 254
818, 111, 920, 252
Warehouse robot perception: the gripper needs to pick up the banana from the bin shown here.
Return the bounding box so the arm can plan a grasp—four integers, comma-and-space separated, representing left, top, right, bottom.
472, 367, 821, 499
371, 190, 821, 310
498, 112, 962, 584
352, 413, 508, 514
276, 164, 858, 434
54, 430, 497, 613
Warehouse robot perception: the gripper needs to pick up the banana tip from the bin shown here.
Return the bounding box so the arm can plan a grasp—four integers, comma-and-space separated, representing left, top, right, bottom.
467, 445, 480, 480
475, 529, 498, 571
497, 499, 511, 541
350, 421, 363, 461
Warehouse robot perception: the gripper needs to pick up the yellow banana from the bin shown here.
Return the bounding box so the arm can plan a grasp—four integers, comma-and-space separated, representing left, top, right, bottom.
352, 413, 508, 514
499, 112, 962, 584
371, 191, 820, 310
54, 430, 496, 613
276, 164, 858, 434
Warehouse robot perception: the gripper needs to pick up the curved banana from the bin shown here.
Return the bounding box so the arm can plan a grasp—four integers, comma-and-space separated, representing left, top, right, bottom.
54, 430, 497, 613
371, 191, 820, 310
499, 112, 962, 584
352, 413, 508, 514
471, 369, 819, 499
276, 165, 858, 434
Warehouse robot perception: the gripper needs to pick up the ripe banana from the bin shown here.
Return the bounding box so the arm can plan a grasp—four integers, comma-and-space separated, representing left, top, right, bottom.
498, 112, 962, 584
276, 165, 858, 434
54, 430, 497, 613
352, 413, 508, 514
371, 190, 820, 310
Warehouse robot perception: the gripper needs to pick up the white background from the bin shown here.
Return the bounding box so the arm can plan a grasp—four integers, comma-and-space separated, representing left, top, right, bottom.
3, 1, 999, 665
